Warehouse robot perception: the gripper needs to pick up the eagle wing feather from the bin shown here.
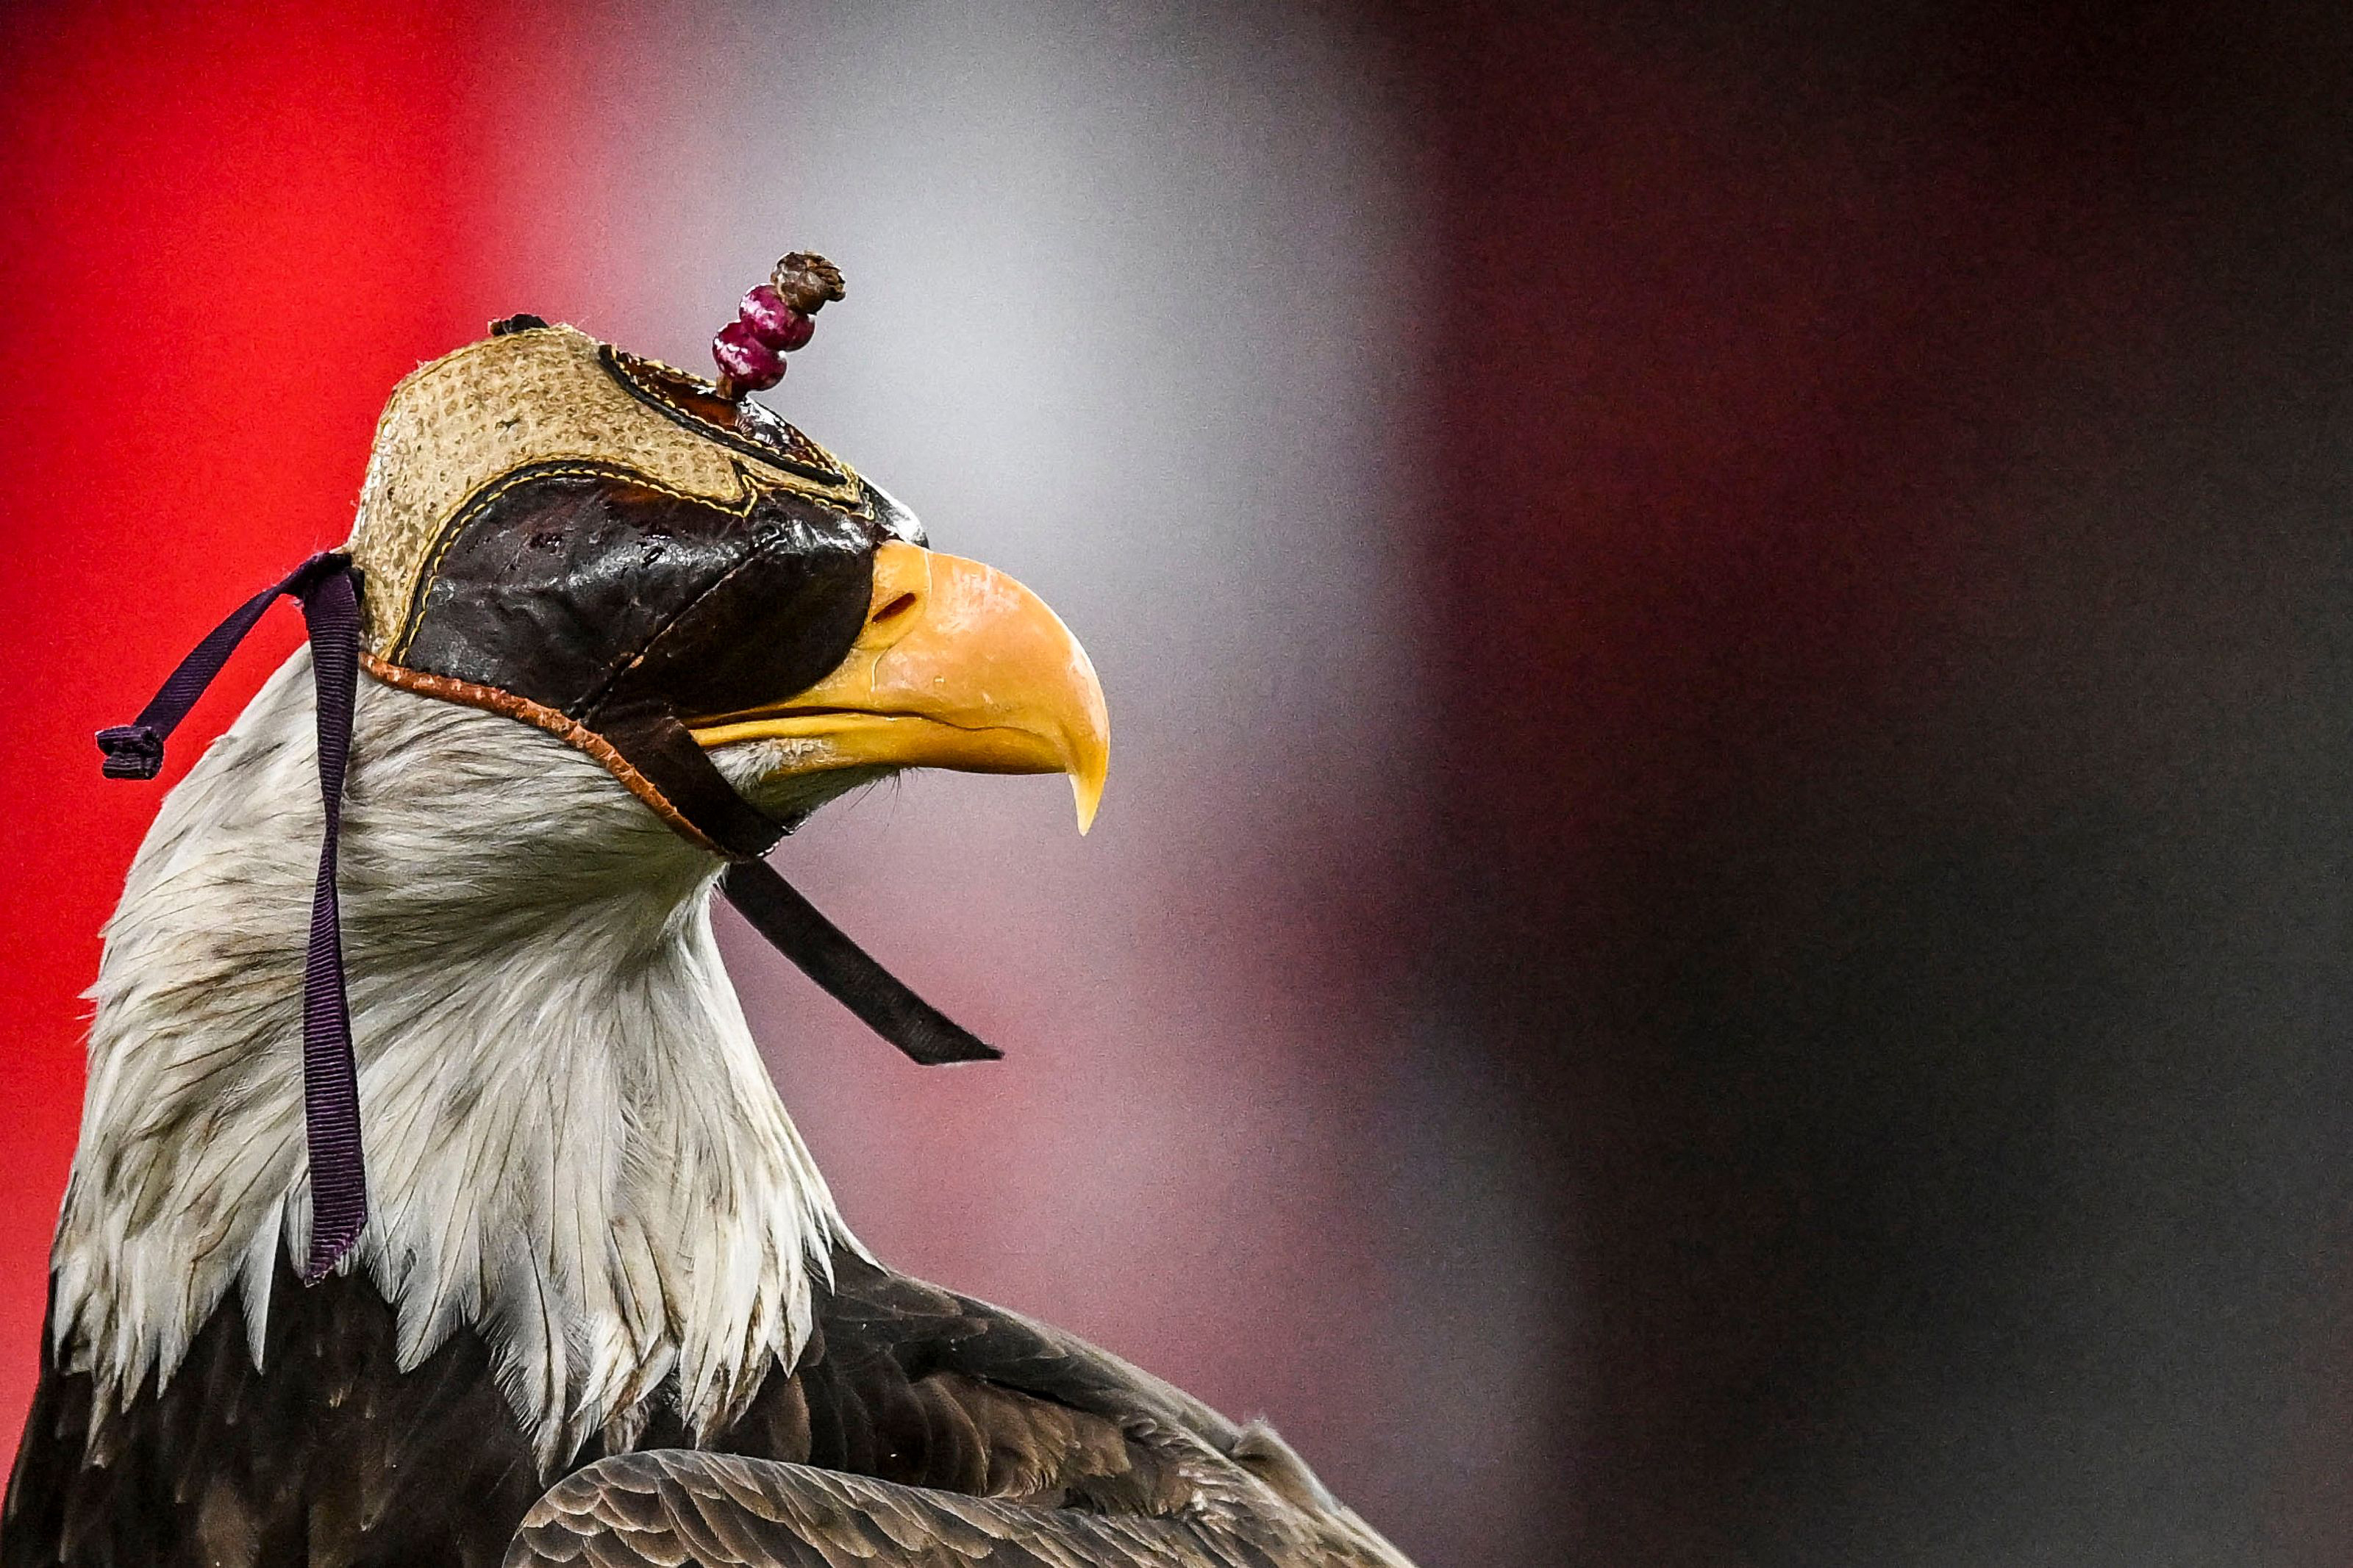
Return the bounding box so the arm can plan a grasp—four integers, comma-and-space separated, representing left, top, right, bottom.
504, 1447, 1401, 1568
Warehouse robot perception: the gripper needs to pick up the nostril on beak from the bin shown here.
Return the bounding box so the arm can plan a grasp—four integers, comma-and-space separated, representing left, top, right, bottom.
856, 540, 934, 653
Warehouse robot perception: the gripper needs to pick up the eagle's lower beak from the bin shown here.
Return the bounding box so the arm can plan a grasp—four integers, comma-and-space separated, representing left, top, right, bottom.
688, 541, 1110, 832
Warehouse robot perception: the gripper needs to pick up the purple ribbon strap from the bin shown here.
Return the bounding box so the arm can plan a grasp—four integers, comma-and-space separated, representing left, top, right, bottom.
97, 551, 366, 1285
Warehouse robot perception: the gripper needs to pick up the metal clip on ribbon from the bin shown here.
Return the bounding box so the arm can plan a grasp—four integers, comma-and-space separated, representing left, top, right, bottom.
97, 551, 365, 1285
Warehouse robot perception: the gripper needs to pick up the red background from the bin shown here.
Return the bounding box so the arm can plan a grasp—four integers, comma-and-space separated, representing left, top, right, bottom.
0, 0, 486, 1427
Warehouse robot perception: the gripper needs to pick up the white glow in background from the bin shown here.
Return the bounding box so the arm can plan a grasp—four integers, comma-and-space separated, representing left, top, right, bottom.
468, 3, 1549, 1553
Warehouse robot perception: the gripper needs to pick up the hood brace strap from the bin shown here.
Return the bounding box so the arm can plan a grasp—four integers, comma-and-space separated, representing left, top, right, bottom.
99, 552, 363, 1284
586, 713, 1001, 1067
98, 552, 996, 1286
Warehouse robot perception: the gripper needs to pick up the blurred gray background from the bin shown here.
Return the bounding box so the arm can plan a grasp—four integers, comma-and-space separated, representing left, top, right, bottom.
463, 4, 1547, 1561
465, 3, 2353, 1561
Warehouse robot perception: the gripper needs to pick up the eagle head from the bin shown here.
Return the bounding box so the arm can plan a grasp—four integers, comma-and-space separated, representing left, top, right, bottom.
52, 270, 1108, 1469
349, 312, 1108, 851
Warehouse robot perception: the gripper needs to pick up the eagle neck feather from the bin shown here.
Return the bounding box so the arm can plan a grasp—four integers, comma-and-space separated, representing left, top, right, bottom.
50, 653, 858, 1472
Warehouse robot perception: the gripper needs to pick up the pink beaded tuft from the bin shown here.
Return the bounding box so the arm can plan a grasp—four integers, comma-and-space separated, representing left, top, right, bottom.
713, 321, 784, 393
713, 251, 843, 400
740, 285, 815, 352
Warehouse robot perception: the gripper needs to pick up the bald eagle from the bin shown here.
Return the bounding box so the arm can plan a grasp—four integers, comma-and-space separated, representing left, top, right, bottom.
0, 276, 1413, 1568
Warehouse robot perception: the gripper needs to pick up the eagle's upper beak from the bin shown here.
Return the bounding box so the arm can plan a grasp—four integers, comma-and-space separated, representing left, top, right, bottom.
688, 541, 1111, 832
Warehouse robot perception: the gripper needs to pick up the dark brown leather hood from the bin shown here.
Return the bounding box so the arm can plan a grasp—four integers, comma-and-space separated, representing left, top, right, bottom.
344, 319, 921, 859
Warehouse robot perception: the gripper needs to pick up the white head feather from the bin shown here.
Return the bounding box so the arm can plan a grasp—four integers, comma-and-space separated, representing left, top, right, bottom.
51, 651, 874, 1471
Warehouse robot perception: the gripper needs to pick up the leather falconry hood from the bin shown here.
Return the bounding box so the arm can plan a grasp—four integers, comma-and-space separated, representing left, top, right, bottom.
96, 253, 1110, 1284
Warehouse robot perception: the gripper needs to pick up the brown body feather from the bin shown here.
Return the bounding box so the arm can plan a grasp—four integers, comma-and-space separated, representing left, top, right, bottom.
3, 1248, 1398, 1568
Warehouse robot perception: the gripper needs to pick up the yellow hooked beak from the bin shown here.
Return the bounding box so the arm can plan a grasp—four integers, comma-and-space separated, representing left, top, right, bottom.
688, 541, 1110, 831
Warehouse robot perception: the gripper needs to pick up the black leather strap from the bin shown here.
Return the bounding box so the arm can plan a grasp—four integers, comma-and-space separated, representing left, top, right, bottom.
720, 860, 1001, 1066
599, 717, 1002, 1066
596, 705, 793, 860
